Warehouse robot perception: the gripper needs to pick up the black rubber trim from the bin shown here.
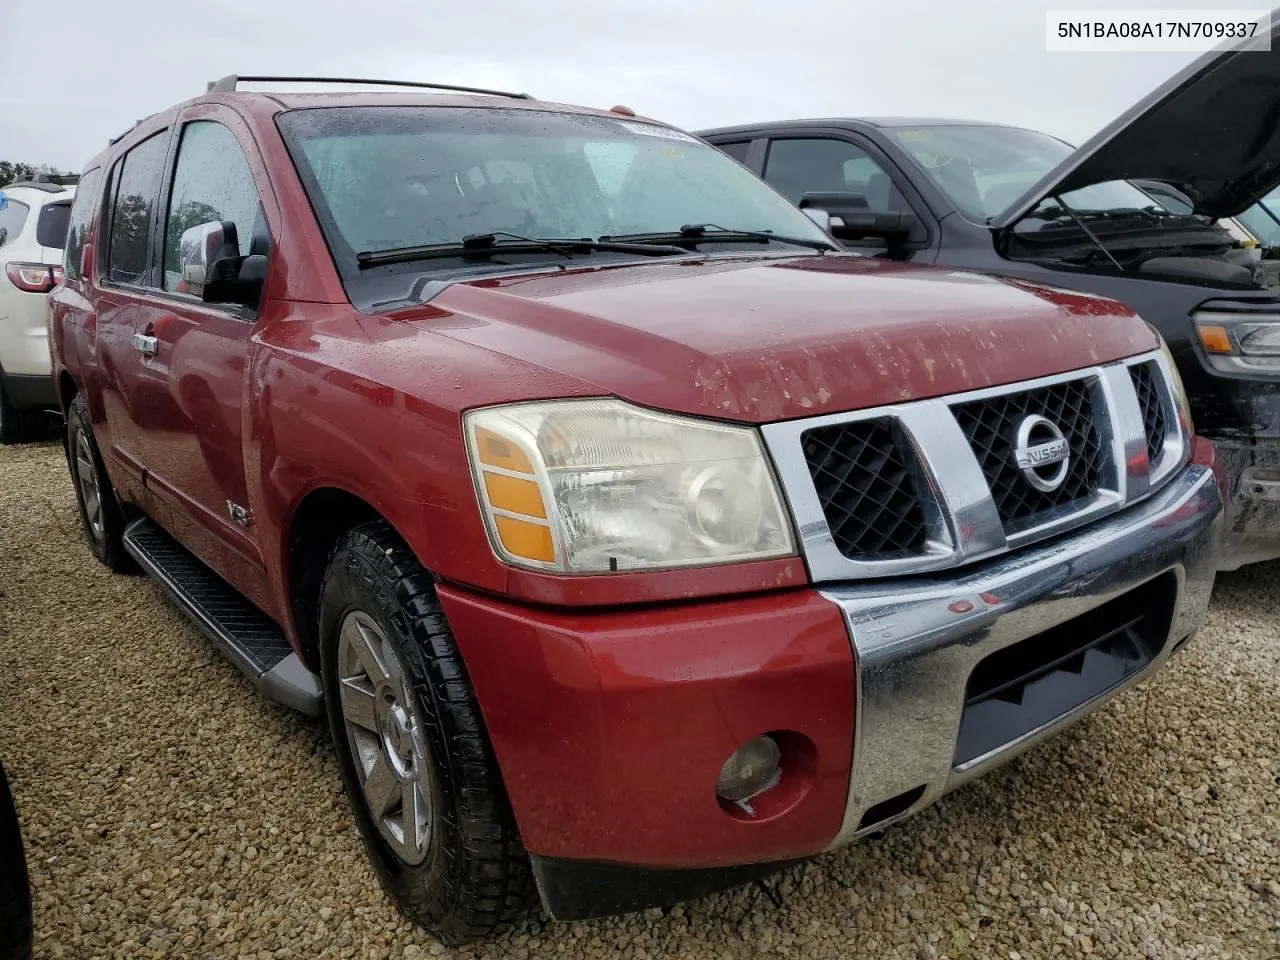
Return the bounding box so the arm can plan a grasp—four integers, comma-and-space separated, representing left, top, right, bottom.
529, 854, 802, 920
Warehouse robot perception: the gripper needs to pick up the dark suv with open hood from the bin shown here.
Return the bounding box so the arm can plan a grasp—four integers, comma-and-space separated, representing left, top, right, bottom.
699, 18, 1280, 568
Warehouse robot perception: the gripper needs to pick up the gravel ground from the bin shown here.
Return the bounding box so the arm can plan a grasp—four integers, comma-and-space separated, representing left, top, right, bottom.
0, 439, 1277, 960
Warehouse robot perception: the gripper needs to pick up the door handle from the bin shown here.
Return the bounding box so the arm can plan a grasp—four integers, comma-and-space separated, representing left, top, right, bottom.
133, 333, 159, 357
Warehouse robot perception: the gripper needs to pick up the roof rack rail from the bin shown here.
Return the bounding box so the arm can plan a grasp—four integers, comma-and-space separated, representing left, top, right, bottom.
3, 173, 79, 193
204, 74, 532, 99
107, 115, 157, 146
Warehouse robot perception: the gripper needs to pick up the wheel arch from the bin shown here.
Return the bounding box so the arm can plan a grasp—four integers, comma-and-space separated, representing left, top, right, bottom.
58, 369, 78, 413
284, 485, 416, 673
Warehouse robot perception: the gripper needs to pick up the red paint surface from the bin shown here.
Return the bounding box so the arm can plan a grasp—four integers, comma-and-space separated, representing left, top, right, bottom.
437, 583, 855, 866
1191, 434, 1227, 504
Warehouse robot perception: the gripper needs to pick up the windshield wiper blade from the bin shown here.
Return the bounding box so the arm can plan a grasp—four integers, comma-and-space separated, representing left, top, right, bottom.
604, 223, 836, 252
356, 231, 691, 268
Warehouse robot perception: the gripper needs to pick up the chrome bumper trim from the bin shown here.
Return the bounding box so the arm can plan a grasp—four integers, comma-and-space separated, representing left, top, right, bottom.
820, 462, 1221, 849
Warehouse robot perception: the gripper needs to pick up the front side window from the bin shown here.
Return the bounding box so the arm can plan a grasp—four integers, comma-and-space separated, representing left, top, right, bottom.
764, 138, 907, 214
277, 107, 831, 268
0, 195, 30, 248
884, 124, 1168, 223
63, 168, 101, 280
106, 132, 169, 286
162, 121, 266, 293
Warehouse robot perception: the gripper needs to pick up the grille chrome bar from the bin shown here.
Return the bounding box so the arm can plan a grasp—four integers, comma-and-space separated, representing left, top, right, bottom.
761, 349, 1187, 583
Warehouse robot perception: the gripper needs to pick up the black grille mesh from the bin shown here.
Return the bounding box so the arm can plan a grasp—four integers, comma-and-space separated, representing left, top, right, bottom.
801, 419, 928, 561
952, 379, 1103, 532
1129, 362, 1168, 466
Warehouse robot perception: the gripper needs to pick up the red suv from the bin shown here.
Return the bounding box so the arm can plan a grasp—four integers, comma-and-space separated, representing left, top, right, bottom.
49, 76, 1223, 942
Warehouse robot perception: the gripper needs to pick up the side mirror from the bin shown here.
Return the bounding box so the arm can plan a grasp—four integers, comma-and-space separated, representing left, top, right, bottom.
802, 207, 832, 232
178, 220, 265, 307
800, 191, 924, 249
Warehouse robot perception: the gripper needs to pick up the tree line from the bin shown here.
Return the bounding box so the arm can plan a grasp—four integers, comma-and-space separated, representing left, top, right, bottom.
0, 161, 75, 188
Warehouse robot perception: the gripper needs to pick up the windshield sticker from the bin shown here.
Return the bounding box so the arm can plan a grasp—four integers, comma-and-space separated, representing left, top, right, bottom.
616, 121, 699, 143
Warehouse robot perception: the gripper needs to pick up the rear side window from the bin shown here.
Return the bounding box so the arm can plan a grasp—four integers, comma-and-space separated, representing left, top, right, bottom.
63, 168, 101, 280
35, 202, 72, 249
106, 132, 169, 286
0, 195, 30, 248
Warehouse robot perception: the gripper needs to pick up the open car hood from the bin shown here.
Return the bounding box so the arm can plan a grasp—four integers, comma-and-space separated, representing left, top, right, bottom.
992, 12, 1280, 228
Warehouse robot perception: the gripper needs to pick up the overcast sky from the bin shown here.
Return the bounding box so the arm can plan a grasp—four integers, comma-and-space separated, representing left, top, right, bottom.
0, 0, 1244, 170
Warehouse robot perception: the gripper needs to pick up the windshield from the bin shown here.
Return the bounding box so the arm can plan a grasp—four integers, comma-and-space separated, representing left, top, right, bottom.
885, 124, 1168, 222
1239, 188, 1280, 247
277, 107, 831, 269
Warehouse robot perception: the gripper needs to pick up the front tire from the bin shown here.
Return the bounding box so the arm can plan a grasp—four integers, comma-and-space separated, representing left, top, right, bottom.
319, 521, 534, 943
65, 393, 132, 572
0, 760, 33, 960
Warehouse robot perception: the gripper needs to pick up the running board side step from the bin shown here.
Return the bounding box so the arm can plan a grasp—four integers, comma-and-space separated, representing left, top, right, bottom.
122, 518, 323, 715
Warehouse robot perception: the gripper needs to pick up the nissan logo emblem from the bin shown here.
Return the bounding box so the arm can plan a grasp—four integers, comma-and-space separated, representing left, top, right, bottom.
1014, 415, 1070, 492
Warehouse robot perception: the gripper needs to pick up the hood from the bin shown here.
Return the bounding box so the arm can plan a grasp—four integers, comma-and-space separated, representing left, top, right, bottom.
993, 12, 1280, 228
397, 256, 1158, 423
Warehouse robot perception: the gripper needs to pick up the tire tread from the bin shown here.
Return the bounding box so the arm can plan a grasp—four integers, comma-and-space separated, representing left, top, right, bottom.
322, 520, 536, 942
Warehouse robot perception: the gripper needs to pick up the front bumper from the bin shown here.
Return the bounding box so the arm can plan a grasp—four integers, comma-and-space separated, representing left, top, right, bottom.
1213, 436, 1280, 569
442, 459, 1220, 920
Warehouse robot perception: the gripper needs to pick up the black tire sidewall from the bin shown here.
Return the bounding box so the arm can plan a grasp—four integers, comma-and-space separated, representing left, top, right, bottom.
65, 394, 130, 571
0, 761, 33, 960
0, 378, 23, 446
318, 540, 460, 926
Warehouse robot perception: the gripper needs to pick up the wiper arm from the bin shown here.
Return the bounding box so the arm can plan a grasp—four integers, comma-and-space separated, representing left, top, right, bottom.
357, 231, 691, 269
604, 223, 836, 253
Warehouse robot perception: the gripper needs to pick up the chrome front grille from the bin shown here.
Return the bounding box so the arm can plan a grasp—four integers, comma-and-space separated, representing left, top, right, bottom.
762, 350, 1187, 582
952, 377, 1104, 533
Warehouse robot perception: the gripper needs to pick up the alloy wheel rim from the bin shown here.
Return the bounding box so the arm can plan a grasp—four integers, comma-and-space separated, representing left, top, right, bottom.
74, 431, 105, 541
337, 610, 434, 865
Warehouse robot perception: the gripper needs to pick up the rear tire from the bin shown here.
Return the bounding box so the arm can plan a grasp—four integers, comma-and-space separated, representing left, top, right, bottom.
65, 393, 133, 572
0, 379, 31, 445
319, 521, 535, 943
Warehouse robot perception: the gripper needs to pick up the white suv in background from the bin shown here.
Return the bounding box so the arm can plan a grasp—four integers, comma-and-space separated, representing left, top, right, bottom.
0, 176, 75, 443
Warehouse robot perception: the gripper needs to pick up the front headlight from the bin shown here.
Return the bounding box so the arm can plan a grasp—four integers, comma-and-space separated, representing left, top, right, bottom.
1194, 311, 1280, 376
464, 399, 795, 573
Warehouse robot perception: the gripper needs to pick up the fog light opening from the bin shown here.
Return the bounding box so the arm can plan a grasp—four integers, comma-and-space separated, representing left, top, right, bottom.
716, 735, 782, 817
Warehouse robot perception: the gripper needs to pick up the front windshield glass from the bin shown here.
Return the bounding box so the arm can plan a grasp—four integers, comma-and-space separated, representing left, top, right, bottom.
1239, 188, 1280, 247
277, 106, 832, 266
884, 124, 1168, 222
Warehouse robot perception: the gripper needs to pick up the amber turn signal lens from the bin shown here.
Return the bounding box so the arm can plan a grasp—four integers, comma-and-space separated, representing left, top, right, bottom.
493, 516, 555, 563
1197, 324, 1234, 354
483, 473, 547, 519
474, 426, 535, 474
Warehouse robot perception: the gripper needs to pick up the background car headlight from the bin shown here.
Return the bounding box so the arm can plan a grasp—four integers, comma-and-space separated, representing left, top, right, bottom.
465, 399, 795, 572
1194, 311, 1280, 376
